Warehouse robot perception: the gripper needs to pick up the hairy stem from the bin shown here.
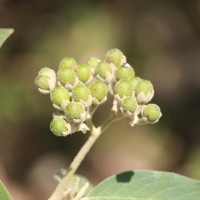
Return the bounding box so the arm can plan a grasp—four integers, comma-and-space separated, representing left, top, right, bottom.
48, 113, 121, 200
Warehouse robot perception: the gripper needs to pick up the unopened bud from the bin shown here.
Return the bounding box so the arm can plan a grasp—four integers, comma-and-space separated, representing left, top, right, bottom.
89, 80, 108, 105
142, 104, 162, 123
50, 117, 72, 136
59, 57, 77, 69
35, 67, 56, 94
96, 61, 114, 83
86, 57, 101, 75
72, 85, 92, 107
50, 87, 71, 110
120, 97, 138, 116
115, 63, 135, 80
114, 80, 133, 102
135, 80, 154, 104
65, 102, 86, 123
128, 76, 142, 90
105, 48, 126, 67
76, 64, 92, 84
57, 67, 78, 90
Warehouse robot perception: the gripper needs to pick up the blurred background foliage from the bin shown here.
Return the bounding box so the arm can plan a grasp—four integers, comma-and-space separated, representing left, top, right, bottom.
0, 0, 200, 199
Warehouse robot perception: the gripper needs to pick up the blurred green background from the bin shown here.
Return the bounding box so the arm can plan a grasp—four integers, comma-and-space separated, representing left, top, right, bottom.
0, 0, 200, 199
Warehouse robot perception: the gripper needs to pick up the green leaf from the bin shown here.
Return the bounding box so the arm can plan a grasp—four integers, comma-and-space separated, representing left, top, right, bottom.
86, 170, 200, 200
0, 28, 14, 49
0, 181, 12, 200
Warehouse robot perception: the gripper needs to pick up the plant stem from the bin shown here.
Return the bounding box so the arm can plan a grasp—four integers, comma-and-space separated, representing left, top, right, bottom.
68, 126, 101, 175
48, 113, 120, 200
101, 112, 125, 133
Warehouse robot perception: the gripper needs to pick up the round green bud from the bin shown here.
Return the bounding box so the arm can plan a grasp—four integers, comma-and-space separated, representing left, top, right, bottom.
38, 67, 54, 76
128, 76, 142, 89
35, 75, 50, 90
76, 64, 92, 84
89, 80, 108, 104
114, 80, 133, 101
142, 104, 162, 123
50, 117, 71, 136
72, 85, 92, 107
135, 80, 154, 104
86, 57, 101, 74
50, 87, 70, 108
105, 48, 126, 67
59, 57, 77, 69
121, 97, 138, 114
36, 67, 56, 93
57, 67, 77, 88
116, 63, 135, 80
65, 102, 86, 123
96, 61, 114, 83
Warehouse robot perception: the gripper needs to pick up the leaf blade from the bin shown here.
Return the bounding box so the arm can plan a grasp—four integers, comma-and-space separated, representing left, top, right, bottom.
86, 171, 200, 200
0, 180, 12, 200
0, 28, 14, 49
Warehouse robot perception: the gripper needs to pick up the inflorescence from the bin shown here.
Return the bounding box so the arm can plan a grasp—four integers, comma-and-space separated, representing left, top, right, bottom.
35, 49, 162, 137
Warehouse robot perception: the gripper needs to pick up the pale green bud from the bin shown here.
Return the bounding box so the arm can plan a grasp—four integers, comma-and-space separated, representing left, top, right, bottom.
76, 64, 92, 84
128, 76, 142, 90
105, 48, 126, 67
114, 80, 133, 102
59, 57, 77, 69
72, 85, 92, 107
135, 80, 154, 104
121, 97, 138, 115
96, 61, 115, 83
35, 67, 56, 94
38, 67, 55, 77
116, 63, 135, 80
50, 117, 72, 136
35, 75, 50, 90
50, 87, 71, 110
142, 104, 162, 123
89, 80, 108, 105
57, 67, 78, 90
86, 57, 101, 75
65, 102, 86, 123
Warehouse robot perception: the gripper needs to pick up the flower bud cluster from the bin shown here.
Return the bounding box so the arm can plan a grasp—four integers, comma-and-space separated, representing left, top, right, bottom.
35, 49, 162, 136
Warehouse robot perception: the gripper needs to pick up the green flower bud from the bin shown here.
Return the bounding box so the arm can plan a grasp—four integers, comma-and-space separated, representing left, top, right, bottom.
89, 80, 108, 105
65, 102, 86, 123
86, 57, 101, 75
121, 97, 138, 115
114, 80, 133, 102
128, 76, 142, 89
35, 67, 56, 94
59, 57, 77, 69
57, 67, 78, 90
96, 61, 114, 83
142, 104, 162, 123
105, 48, 126, 67
35, 75, 50, 90
38, 67, 55, 77
135, 80, 154, 104
116, 63, 135, 80
50, 117, 72, 136
76, 64, 92, 84
50, 87, 71, 110
72, 85, 92, 107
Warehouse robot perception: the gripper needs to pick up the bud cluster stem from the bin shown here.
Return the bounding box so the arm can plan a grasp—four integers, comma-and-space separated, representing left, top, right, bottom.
48, 115, 119, 200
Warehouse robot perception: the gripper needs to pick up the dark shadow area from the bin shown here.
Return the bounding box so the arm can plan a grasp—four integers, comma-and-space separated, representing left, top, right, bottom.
116, 171, 134, 183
